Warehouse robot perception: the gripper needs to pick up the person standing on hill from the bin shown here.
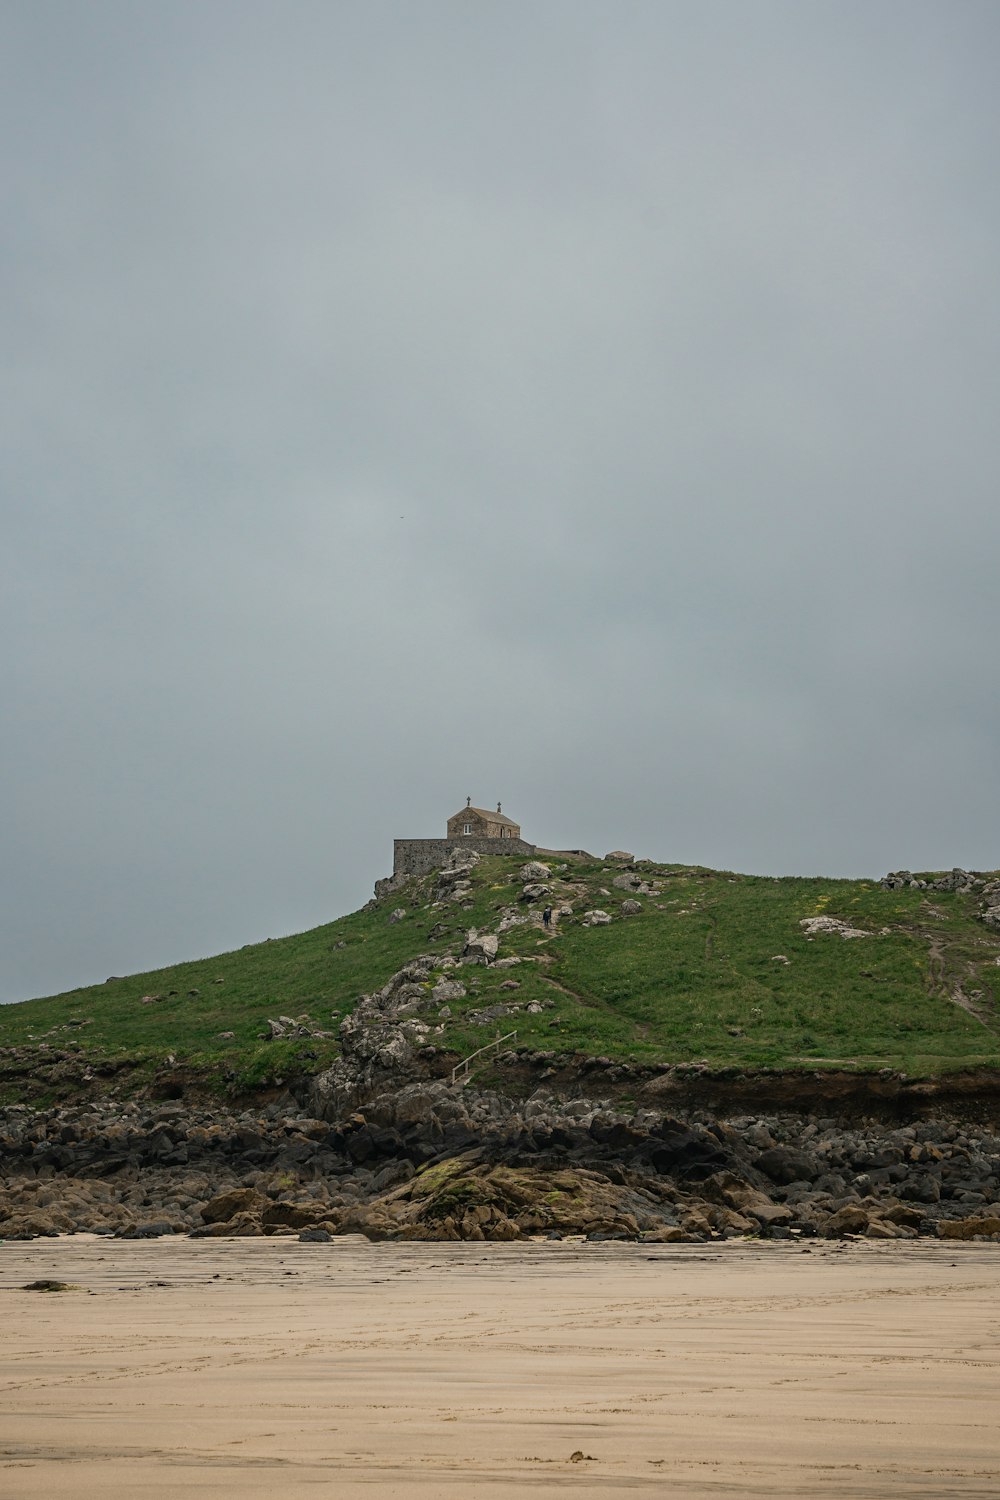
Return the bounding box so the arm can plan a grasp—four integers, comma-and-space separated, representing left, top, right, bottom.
542, 905, 553, 929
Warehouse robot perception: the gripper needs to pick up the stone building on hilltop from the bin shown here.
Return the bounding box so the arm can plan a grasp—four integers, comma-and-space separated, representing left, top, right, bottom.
446, 798, 521, 841
387, 798, 535, 881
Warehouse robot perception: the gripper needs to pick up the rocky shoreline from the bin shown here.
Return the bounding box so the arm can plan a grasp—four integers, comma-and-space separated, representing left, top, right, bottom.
3, 1080, 999, 1245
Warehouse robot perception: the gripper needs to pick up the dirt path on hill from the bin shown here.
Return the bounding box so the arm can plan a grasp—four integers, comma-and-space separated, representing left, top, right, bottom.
923, 931, 994, 1028
539, 972, 597, 1011
539, 971, 652, 1043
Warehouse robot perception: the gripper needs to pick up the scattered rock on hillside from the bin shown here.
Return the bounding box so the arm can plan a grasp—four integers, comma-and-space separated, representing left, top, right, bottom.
520, 861, 551, 881
583, 910, 612, 927
263, 1015, 331, 1041
620, 899, 642, 915
980, 881, 1000, 931
882, 867, 992, 894
462, 931, 499, 965
431, 979, 466, 1004
611, 872, 660, 896
467, 1004, 519, 1027
447, 847, 481, 872
435, 856, 479, 901
800, 916, 871, 940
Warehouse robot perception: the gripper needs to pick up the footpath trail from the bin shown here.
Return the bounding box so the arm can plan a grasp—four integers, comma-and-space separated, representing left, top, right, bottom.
535, 946, 634, 1031
1, 1237, 998, 1498
922, 929, 994, 1028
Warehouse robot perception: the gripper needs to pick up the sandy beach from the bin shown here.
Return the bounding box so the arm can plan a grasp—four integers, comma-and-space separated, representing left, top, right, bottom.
1, 1238, 997, 1497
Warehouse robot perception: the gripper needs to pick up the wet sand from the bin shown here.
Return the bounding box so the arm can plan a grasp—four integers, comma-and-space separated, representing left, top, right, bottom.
1, 1236, 998, 1497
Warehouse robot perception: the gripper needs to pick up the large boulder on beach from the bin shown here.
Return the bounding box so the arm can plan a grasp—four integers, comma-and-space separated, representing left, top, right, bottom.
200, 1187, 268, 1224
756, 1145, 821, 1184
821, 1205, 871, 1237
0, 1210, 66, 1240
261, 1200, 325, 1231
336, 1159, 678, 1243
937, 1216, 1000, 1239
191, 1209, 265, 1238
117, 1220, 176, 1239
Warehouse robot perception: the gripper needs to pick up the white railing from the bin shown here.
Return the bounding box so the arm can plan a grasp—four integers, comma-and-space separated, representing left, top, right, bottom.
451, 1031, 518, 1084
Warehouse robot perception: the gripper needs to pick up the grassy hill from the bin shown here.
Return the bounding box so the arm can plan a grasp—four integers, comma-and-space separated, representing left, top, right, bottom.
2, 854, 999, 1102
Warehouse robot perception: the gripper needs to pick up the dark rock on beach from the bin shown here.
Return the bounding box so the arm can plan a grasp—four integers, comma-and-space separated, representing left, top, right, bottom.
3, 1080, 999, 1244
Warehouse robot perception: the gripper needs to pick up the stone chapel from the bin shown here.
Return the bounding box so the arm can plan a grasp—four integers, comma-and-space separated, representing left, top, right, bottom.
445, 798, 522, 841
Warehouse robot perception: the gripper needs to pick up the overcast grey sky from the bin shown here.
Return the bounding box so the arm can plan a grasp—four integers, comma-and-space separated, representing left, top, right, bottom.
2, 1, 998, 1004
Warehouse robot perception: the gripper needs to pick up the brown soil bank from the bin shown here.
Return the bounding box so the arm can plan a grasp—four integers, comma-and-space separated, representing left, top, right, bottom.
5, 1039, 1000, 1120
632, 1062, 1000, 1117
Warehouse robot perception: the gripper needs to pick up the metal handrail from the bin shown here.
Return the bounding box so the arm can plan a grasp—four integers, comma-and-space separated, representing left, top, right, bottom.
451, 1030, 518, 1084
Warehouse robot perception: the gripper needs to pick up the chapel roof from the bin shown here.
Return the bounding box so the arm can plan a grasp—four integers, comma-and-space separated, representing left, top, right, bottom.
451, 803, 519, 829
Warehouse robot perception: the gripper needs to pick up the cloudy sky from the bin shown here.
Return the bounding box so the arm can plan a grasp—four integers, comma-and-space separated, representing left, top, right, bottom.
2, 1, 998, 1004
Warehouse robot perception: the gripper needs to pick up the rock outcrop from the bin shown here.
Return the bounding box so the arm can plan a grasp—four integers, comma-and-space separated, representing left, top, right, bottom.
4, 1086, 999, 1245
462, 931, 499, 965
800, 916, 872, 940
309, 955, 443, 1119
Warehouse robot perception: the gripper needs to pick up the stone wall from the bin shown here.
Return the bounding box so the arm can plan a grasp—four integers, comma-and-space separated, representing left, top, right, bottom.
393, 837, 536, 878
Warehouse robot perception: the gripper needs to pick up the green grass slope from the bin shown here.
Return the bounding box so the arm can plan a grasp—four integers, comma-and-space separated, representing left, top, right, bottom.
2, 855, 999, 1100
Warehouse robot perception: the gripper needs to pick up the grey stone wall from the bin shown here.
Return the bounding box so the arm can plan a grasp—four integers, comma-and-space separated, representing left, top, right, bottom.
393, 837, 536, 878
